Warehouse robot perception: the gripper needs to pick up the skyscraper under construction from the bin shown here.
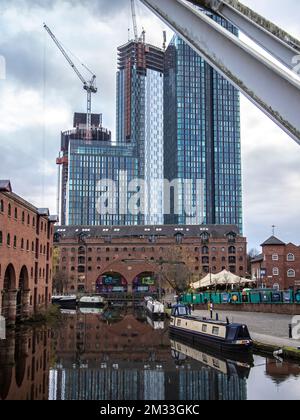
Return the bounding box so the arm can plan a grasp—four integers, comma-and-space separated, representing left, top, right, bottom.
116, 39, 165, 225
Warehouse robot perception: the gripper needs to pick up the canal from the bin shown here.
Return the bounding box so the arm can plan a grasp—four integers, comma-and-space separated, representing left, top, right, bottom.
0, 307, 300, 401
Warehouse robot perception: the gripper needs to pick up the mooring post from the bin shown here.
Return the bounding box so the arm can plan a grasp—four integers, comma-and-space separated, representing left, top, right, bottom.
289, 324, 293, 339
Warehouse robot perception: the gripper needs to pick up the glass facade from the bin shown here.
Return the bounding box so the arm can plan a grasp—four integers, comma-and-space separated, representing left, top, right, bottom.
116, 41, 165, 225
66, 139, 139, 226
164, 12, 243, 232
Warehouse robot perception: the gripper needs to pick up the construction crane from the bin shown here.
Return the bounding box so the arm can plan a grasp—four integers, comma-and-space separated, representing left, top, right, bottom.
131, 0, 139, 41
140, 0, 300, 145
43, 23, 97, 136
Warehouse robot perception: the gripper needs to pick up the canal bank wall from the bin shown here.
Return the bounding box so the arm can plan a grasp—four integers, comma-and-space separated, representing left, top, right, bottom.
194, 303, 300, 315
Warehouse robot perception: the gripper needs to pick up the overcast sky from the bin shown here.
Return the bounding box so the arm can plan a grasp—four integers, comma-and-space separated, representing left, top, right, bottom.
0, 0, 300, 250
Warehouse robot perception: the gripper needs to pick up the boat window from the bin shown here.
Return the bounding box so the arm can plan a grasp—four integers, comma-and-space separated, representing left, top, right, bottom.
177, 306, 188, 316
202, 355, 208, 363
202, 324, 207, 333
177, 320, 181, 327
212, 327, 219, 336
213, 359, 220, 368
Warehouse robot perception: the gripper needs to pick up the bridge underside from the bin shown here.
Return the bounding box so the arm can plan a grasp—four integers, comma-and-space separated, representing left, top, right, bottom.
140, 0, 300, 145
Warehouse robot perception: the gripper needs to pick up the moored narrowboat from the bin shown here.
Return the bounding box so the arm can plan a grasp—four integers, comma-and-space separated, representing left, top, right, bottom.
79, 296, 105, 308
170, 338, 253, 378
144, 297, 165, 319
169, 304, 253, 352
52, 295, 77, 308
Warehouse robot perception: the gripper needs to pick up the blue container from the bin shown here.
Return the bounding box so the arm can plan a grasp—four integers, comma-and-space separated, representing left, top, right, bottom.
282, 291, 293, 304
271, 292, 282, 303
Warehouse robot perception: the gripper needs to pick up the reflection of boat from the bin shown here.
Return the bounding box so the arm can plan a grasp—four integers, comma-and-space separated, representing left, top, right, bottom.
147, 316, 165, 330
52, 295, 77, 308
60, 309, 77, 315
79, 307, 104, 315
144, 297, 165, 319
79, 296, 105, 308
170, 304, 253, 353
170, 338, 252, 379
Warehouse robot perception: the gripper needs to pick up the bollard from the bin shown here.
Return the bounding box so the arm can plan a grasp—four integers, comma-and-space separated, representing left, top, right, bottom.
289, 324, 293, 339
216, 313, 219, 321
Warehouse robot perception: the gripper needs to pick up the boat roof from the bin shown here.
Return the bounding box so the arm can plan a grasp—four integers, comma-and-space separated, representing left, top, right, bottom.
175, 315, 246, 329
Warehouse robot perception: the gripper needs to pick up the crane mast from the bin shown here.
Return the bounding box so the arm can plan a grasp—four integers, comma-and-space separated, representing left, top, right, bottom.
131, 0, 139, 41
43, 23, 97, 137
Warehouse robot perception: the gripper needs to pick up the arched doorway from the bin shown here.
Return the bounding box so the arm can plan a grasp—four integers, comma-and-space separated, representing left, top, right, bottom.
96, 272, 128, 294
1, 265, 16, 320
16, 266, 29, 321
133, 272, 157, 296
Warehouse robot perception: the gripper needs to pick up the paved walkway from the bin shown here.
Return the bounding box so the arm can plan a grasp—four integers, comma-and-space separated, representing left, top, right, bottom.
193, 309, 300, 349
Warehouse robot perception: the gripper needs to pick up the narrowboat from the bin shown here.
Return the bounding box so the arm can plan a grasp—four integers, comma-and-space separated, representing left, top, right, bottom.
78, 296, 105, 308
79, 307, 104, 315
147, 316, 165, 330
170, 338, 253, 378
52, 295, 77, 308
144, 297, 165, 319
169, 304, 253, 352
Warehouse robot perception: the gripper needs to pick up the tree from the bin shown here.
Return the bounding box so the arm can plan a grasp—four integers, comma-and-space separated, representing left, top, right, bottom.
52, 270, 70, 295
247, 248, 260, 274
159, 246, 194, 293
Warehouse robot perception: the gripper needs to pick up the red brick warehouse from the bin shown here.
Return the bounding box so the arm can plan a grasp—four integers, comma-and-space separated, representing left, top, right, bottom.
0, 180, 57, 324
54, 225, 247, 295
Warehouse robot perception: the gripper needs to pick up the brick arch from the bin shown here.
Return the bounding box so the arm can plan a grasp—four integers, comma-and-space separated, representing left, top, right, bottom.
18, 265, 30, 291
3, 264, 16, 290
99, 259, 158, 284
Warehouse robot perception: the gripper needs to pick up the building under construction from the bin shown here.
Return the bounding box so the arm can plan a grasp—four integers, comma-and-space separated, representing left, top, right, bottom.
116, 40, 165, 225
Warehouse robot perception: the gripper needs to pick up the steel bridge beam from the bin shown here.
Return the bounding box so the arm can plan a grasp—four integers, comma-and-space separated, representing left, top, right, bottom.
189, 0, 300, 71
140, 0, 300, 145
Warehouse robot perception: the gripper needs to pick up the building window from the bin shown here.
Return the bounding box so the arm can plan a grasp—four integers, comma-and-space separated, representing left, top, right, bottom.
229, 246, 236, 255
273, 267, 279, 276
287, 269, 296, 278
202, 246, 209, 255
0, 200, 4, 212
287, 253, 295, 262
272, 254, 279, 261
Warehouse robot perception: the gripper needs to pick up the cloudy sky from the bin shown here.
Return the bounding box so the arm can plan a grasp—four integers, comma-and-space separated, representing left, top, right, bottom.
0, 0, 300, 250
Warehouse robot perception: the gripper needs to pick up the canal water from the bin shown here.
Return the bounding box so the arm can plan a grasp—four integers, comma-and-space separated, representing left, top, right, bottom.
0, 307, 300, 401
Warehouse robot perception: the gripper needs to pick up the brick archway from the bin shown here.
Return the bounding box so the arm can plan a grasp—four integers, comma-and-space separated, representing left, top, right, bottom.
16, 266, 30, 321
2, 264, 17, 321
98, 260, 159, 294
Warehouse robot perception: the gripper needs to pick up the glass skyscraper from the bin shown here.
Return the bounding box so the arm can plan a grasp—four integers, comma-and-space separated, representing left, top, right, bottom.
58, 113, 139, 226
116, 40, 165, 225
164, 12, 243, 232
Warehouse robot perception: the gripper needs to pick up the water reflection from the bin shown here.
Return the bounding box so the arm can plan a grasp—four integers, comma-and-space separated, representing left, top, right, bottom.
0, 327, 51, 400
1, 310, 300, 400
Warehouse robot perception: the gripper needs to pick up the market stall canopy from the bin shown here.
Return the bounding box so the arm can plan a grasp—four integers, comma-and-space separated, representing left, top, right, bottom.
191, 270, 255, 290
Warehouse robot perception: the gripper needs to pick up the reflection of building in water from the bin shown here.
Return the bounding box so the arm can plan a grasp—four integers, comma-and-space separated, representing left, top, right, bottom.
265, 358, 300, 385
0, 327, 51, 400
49, 313, 247, 401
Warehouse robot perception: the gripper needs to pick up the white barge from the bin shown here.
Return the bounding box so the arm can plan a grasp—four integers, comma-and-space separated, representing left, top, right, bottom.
144, 297, 165, 319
